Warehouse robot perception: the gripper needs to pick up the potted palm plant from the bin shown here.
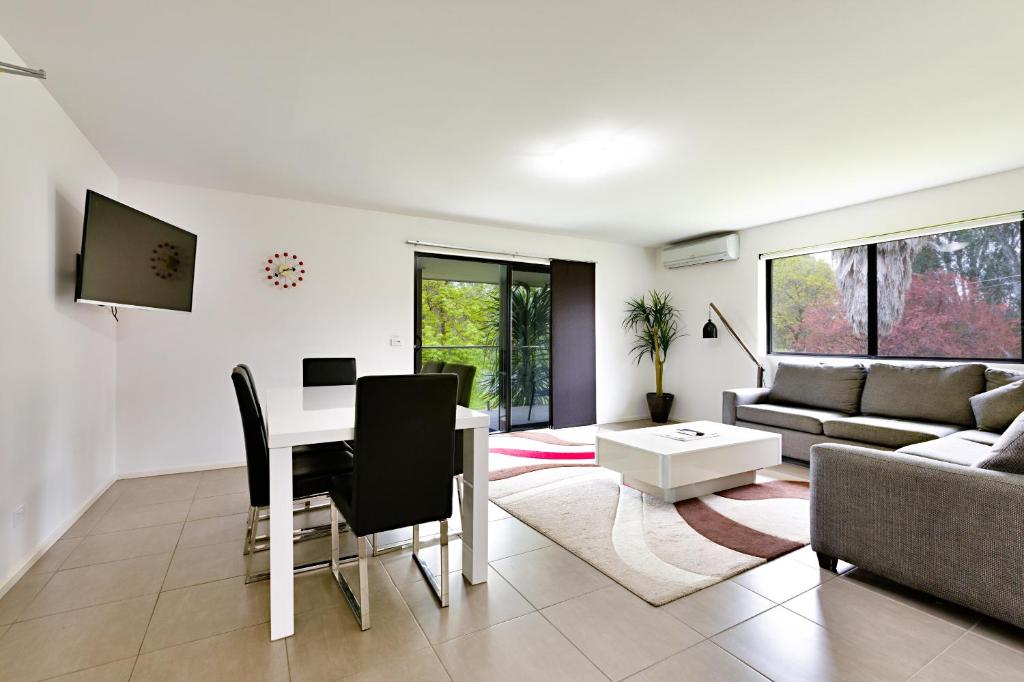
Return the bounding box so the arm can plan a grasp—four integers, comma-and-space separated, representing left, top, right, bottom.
623, 290, 684, 423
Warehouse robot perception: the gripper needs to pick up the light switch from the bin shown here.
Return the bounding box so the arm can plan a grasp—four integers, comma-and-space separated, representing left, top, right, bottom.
390, 336, 404, 347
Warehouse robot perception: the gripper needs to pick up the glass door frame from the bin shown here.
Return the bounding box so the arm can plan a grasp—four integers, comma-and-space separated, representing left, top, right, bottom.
414, 252, 551, 433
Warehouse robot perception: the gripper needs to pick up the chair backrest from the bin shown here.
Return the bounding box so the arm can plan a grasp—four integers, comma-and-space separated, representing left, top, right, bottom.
442, 362, 477, 407
351, 374, 457, 535
303, 357, 357, 387
231, 367, 270, 507
237, 363, 265, 437
420, 359, 445, 374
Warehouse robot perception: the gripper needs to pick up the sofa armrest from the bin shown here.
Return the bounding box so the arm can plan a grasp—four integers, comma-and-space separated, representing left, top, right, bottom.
811, 443, 1024, 627
722, 387, 771, 424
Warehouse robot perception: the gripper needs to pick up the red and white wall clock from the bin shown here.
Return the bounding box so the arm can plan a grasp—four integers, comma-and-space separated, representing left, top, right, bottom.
264, 252, 306, 289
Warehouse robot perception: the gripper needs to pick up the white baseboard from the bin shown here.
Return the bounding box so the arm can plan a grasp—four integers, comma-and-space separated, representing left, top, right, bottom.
1, 460, 249, 598
117, 459, 246, 479
0, 476, 117, 600
599, 414, 655, 424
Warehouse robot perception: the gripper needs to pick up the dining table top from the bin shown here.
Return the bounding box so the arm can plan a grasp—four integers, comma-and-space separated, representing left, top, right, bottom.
264, 385, 491, 449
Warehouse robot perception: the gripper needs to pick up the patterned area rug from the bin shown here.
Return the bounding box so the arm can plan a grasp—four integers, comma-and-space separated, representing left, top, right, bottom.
488, 426, 598, 468
488, 428, 810, 606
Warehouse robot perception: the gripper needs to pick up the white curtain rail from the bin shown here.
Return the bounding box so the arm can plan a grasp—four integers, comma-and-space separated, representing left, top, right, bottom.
0, 61, 46, 79
759, 210, 1023, 260
406, 240, 592, 264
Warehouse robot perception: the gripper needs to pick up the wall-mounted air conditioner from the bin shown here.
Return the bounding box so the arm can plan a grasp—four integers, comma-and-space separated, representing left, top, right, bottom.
661, 233, 739, 269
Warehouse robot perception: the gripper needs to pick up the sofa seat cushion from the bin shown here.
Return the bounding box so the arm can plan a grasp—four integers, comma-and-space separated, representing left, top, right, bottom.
952, 429, 1001, 446
860, 363, 985, 427
897, 436, 992, 467
822, 416, 959, 448
736, 404, 847, 435
768, 362, 866, 414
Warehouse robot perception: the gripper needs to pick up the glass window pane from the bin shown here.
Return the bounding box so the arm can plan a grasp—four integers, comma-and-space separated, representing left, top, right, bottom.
770, 246, 868, 355
509, 268, 550, 429
878, 221, 1022, 359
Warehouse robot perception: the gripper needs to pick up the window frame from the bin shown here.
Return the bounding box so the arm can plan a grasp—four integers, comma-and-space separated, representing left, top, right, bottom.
765, 225, 1024, 363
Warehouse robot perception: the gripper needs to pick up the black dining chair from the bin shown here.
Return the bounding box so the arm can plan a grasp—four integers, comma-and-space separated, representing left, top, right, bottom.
442, 362, 477, 410
236, 362, 353, 547
329, 374, 457, 630
302, 357, 358, 456
303, 357, 358, 387
231, 366, 354, 582
419, 359, 445, 374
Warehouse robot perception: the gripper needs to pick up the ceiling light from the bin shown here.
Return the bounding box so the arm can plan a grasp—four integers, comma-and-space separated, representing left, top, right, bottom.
529, 131, 653, 181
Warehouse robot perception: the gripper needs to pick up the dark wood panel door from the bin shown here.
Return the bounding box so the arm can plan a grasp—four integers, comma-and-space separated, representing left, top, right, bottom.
550, 260, 596, 428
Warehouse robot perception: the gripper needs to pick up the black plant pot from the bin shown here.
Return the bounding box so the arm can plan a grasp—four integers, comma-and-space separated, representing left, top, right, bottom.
646, 392, 674, 423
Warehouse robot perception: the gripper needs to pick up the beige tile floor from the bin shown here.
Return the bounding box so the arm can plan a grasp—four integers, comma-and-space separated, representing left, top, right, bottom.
2, 451, 1023, 681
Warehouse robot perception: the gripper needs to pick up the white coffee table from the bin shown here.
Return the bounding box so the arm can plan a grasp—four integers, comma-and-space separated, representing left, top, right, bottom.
596, 420, 781, 502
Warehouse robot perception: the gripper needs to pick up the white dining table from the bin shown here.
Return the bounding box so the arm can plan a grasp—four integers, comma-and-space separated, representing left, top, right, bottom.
264, 384, 491, 640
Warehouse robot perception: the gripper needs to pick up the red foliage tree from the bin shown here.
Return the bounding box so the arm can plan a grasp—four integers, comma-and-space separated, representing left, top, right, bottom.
791, 301, 865, 355
880, 270, 1020, 358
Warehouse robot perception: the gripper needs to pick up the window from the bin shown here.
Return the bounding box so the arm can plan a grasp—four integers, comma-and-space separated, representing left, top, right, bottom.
767, 220, 1023, 361
769, 246, 868, 355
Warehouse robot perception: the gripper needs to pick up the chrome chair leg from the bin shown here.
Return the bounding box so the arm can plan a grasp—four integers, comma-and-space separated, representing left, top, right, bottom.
243, 506, 259, 556
331, 503, 371, 630
412, 520, 450, 607
244, 507, 259, 581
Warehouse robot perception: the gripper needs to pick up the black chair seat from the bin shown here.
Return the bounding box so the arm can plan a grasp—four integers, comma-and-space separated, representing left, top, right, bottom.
293, 445, 353, 499
295, 440, 355, 456
330, 467, 453, 538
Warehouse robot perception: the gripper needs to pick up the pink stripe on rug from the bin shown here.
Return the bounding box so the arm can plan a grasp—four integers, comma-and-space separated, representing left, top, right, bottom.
714, 480, 810, 501
507, 431, 593, 447
489, 447, 595, 460
675, 497, 803, 560
490, 463, 599, 481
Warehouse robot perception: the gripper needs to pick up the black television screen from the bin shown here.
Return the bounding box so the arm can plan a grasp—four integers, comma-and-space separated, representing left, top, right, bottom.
76, 190, 197, 312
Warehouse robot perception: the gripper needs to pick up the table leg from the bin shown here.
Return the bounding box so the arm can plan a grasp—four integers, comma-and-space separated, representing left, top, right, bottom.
269, 446, 294, 640
461, 426, 489, 584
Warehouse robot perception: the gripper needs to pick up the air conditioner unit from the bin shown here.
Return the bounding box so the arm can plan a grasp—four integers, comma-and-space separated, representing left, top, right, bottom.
661, 233, 739, 269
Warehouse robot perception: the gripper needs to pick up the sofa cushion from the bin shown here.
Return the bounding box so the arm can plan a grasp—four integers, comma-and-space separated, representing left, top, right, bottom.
985, 367, 1024, 392
736, 404, 846, 435
822, 416, 959, 449
768, 362, 866, 414
859, 363, 985, 427
897, 436, 992, 467
952, 429, 1001, 446
976, 411, 1024, 474
970, 380, 1024, 432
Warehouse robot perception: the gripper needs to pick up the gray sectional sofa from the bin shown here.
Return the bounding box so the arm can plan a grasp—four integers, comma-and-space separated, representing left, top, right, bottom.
725, 361, 1024, 628
723, 362, 1022, 464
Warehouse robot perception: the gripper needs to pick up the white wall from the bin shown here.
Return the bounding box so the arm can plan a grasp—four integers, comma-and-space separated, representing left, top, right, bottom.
115, 179, 656, 475
657, 166, 1024, 422
0, 36, 118, 590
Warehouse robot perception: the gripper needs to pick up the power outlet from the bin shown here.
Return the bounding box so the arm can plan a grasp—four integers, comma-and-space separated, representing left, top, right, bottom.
12, 504, 25, 528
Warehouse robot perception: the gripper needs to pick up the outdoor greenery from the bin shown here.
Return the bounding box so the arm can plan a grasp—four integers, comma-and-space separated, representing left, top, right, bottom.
481, 284, 551, 421
420, 279, 498, 410
420, 277, 551, 415
770, 221, 1022, 358
769, 253, 865, 354
623, 290, 684, 396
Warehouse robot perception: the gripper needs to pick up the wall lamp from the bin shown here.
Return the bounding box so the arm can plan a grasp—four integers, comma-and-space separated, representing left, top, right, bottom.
702, 302, 766, 388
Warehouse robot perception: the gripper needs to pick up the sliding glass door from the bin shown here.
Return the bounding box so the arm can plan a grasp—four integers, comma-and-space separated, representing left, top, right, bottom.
508, 266, 551, 430
414, 254, 551, 432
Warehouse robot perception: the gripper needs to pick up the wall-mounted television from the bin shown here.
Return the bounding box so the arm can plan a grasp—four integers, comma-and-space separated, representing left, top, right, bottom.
75, 190, 197, 312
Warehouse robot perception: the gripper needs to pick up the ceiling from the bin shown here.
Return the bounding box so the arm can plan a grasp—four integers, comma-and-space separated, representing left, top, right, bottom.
3, 1, 1024, 246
